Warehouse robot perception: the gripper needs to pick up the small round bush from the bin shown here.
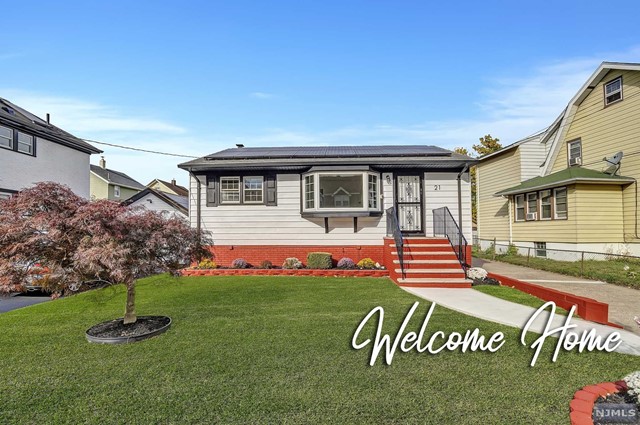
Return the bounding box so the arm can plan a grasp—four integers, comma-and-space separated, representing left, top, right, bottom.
337, 257, 356, 269
231, 258, 249, 269
357, 258, 377, 269
197, 259, 218, 270
282, 257, 303, 269
260, 260, 273, 269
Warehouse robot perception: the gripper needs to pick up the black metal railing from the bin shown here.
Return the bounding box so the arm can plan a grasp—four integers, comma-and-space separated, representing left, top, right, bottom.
433, 206, 468, 273
386, 206, 405, 278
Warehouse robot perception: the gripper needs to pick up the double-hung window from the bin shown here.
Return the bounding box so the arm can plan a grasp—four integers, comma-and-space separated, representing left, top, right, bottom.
17, 132, 34, 155
243, 176, 263, 203
304, 175, 315, 209
526, 193, 538, 220
568, 139, 582, 166
604, 77, 622, 106
114, 185, 121, 198
514, 194, 525, 221
0, 125, 12, 149
540, 190, 552, 220
554, 188, 567, 219
220, 177, 241, 204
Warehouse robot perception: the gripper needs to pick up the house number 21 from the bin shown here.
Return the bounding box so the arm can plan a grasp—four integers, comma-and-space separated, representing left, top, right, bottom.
433, 185, 441, 191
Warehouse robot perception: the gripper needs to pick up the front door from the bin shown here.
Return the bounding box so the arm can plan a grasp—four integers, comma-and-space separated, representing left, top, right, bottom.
395, 175, 423, 234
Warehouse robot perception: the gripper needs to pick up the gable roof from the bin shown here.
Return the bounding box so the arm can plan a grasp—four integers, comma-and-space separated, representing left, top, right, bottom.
90, 165, 145, 190
541, 61, 640, 175
147, 178, 189, 197
123, 188, 188, 215
0, 97, 101, 154
494, 167, 634, 196
179, 145, 477, 171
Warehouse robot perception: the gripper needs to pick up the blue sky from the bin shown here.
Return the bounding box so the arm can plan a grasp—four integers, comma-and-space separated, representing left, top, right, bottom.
3, 1, 640, 186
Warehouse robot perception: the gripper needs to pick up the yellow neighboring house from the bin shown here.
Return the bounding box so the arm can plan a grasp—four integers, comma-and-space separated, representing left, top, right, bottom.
477, 62, 640, 257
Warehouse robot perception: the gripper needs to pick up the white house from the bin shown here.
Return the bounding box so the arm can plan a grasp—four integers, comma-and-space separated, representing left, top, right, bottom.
0, 97, 101, 199
123, 187, 188, 220
179, 145, 476, 286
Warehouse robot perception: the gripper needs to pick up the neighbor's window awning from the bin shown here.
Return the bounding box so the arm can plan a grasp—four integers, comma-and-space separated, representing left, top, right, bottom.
494, 167, 635, 196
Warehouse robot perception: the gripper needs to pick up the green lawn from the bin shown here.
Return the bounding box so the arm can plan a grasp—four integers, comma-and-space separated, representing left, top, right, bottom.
1, 275, 638, 424
474, 247, 640, 289
473, 285, 569, 315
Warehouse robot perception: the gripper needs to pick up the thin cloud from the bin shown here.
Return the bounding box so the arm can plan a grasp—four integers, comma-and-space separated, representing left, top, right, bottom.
249, 92, 274, 99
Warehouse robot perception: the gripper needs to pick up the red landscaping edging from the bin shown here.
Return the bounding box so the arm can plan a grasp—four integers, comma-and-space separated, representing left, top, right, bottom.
487, 272, 621, 328
181, 269, 389, 278
570, 380, 628, 425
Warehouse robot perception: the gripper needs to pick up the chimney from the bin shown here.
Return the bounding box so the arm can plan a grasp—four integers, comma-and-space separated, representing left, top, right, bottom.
171, 178, 176, 186
46, 113, 50, 124
99, 156, 106, 169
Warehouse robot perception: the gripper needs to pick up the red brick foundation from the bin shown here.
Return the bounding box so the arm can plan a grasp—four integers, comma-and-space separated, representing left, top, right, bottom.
182, 268, 388, 277
207, 245, 385, 268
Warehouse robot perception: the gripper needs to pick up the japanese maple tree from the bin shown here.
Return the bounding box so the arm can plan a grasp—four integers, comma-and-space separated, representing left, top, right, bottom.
0, 182, 211, 324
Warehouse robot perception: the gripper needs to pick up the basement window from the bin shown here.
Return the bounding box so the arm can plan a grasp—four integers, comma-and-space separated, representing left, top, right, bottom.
535, 242, 547, 258
604, 77, 623, 106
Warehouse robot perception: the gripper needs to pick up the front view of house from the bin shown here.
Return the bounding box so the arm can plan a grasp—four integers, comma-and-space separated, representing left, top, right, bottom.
179, 145, 475, 280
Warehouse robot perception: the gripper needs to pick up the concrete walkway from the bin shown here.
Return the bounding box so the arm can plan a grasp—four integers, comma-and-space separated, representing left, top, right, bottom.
473, 258, 640, 334
402, 286, 640, 357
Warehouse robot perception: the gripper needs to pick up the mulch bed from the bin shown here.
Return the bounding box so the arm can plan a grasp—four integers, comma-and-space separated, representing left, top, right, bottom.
181, 268, 388, 277
86, 316, 171, 339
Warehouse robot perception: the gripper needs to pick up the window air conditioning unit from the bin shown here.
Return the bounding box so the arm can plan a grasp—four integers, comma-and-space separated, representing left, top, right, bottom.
569, 157, 581, 166
526, 212, 537, 220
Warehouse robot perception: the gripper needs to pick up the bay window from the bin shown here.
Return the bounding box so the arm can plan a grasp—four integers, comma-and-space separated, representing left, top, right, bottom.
303, 171, 380, 212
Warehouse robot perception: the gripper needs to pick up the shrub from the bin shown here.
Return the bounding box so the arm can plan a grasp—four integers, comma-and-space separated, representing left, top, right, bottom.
337, 257, 356, 269
197, 259, 218, 270
506, 244, 518, 256
307, 252, 332, 269
282, 257, 303, 269
231, 258, 249, 269
259, 260, 273, 269
357, 258, 376, 269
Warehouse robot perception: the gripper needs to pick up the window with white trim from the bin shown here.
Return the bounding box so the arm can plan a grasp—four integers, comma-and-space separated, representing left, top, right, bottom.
526, 192, 537, 220
554, 187, 567, 219
304, 175, 315, 209
604, 77, 622, 106
243, 176, 263, 203
302, 171, 380, 212
568, 139, 582, 166
114, 185, 121, 198
540, 189, 552, 220
0, 125, 12, 149
515, 194, 525, 221
220, 177, 241, 204
17, 132, 34, 155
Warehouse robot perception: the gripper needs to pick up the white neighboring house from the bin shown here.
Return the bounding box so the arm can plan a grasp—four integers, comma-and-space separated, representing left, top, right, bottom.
123, 188, 188, 220
0, 97, 101, 198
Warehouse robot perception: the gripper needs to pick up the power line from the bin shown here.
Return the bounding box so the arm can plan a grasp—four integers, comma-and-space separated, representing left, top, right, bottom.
82, 139, 199, 159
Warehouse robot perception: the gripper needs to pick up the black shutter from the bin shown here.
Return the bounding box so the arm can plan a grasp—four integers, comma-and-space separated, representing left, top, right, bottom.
265, 174, 277, 206
206, 175, 218, 207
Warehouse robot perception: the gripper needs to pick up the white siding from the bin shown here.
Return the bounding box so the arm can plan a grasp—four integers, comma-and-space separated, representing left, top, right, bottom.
519, 140, 546, 181
128, 192, 187, 220
0, 136, 91, 198
190, 173, 389, 245
423, 172, 472, 241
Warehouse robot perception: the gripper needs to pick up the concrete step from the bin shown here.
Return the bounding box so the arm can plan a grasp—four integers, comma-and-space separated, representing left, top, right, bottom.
397, 277, 472, 284
393, 259, 460, 264
390, 244, 451, 249
395, 268, 465, 274
391, 251, 458, 257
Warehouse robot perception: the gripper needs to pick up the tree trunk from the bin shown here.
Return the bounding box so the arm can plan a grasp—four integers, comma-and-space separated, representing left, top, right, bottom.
123, 282, 136, 324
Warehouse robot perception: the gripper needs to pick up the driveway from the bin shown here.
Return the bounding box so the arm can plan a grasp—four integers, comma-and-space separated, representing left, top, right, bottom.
0, 293, 50, 313
473, 257, 640, 335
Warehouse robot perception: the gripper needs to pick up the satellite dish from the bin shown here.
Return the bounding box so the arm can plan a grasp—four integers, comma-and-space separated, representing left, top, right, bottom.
604, 151, 623, 166
603, 151, 623, 175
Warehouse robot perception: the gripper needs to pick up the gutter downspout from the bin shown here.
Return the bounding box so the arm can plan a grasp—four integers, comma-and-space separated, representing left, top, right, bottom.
188, 170, 201, 235
457, 164, 469, 267
504, 195, 513, 245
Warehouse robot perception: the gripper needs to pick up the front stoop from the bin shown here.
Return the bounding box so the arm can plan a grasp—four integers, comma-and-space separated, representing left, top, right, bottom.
383, 237, 471, 288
